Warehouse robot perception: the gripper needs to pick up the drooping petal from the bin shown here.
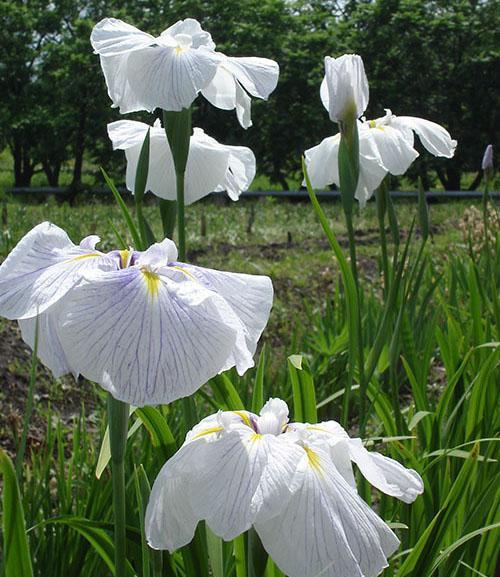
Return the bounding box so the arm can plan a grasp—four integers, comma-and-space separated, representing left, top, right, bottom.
0, 222, 116, 320
183, 129, 231, 204
391, 116, 457, 158
304, 134, 341, 190
146, 427, 219, 551
98, 53, 148, 114
364, 124, 419, 175
235, 81, 253, 128
348, 439, 424, 504
224, 56, 279, 100
58, 267, 245, 406
176, 263, 273, 361
107, 120, 151, 150
125, 45, 222, 112
356, 132, 388, 207
18, 303, 72, 379
188, 430, 300, 540
90, 18, 155, 56
322, 54, 369, 122
255, 444, 399, 577
201, 65, 237, 110
216, 145, 256, 200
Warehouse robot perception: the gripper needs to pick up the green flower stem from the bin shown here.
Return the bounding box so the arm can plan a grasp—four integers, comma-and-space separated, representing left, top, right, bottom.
108, 394, 129, 577
338, 114, 367, 435
375, 181, 390, 299
163, 107, 192, 261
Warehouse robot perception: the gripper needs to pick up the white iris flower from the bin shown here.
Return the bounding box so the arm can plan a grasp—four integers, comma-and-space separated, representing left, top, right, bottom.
146, 398, 424, 577
91, 18, 279, 127
0, 223, 273, 406
306, 55, 457, 207
108, 119, 256, 203
320, 54, 369, 123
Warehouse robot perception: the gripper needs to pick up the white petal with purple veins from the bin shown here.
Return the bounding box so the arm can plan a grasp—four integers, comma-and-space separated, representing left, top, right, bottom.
255, 445, 399, 577
178, 263, 273, 358
58, 267, 244, 406
0, 222, 116, 320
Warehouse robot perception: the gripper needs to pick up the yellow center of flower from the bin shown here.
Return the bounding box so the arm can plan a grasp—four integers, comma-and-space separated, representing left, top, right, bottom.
119, 249, 131, 268
142, 269, 160, 297
175, 46, 184, 55
250, 433, 263, 442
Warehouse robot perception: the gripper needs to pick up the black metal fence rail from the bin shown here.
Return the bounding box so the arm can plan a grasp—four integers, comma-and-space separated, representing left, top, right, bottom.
4, 187, 500, 201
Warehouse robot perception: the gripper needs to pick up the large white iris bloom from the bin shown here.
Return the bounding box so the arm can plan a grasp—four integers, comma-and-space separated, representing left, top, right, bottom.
91, 18, 279, 127
306, 54, 457, 207
146, 398, 424, 577
0, 223, 273, 406
108, 120, 255, 203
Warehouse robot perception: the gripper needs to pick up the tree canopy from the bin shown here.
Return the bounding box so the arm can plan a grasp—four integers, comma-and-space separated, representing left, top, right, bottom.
0, 0, 498, 190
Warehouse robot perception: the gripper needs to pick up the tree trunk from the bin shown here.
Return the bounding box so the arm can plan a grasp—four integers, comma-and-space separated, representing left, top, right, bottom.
42, 159, 61, 187
11, 136, 34, 187
468, 170, 482, 191
445, 165, 461, 191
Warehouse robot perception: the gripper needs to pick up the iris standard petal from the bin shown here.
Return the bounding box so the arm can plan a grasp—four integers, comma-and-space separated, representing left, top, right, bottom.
90, 18, 155, 56
125, 45, 222, 112
160, 18, 216, 50
255, 444, 399, 577
177, 263, 273, 358
391, 116, 457, 158
0, 222, 116, 320
58, 267, 244, 406
348, 439, 424, 504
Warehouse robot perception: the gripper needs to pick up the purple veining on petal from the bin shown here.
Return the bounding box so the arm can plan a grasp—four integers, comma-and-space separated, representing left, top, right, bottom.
250, 415, 259, 433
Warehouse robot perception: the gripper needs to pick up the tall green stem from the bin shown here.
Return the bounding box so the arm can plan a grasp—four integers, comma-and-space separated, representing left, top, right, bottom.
108, 395, 129, 577
338, 114, 367, 435
163, 107, 192, 261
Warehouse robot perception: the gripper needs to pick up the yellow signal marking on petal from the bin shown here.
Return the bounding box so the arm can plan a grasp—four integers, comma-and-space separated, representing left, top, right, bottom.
304, 446, 323, 474
368, 120, 376, 128
233, 411, 252, 428
169, 266, 197, 281
142, 270, 160, 297
71, 253, 100, 261
250, 433, 263, 442
306, 425, 331, 434
119, 249, 130, 268
175, 46, 184, 55
193, 426, 223, 440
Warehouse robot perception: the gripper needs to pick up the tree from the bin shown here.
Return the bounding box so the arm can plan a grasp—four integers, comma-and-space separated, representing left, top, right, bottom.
345, 0, 499, 190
